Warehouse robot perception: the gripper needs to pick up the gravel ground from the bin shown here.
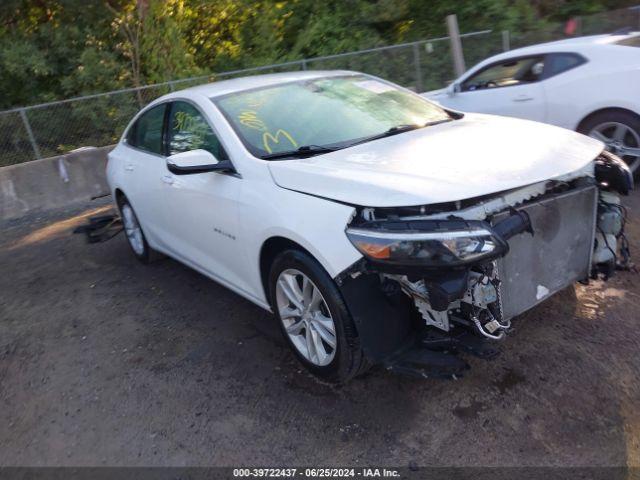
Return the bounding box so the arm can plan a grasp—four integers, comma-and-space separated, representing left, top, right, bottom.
0, 192, 639, 468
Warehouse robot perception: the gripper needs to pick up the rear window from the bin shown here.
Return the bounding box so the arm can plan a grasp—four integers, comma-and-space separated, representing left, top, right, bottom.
616, 35, 640, 47
126, 104, 166, 155
545, 53, 586, 77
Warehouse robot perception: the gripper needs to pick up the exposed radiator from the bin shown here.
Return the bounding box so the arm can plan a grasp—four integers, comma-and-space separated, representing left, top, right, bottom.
494, 184, 598, 320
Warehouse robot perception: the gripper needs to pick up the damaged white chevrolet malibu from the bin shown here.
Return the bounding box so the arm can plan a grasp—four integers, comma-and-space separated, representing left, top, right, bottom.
107, 71, 633, 382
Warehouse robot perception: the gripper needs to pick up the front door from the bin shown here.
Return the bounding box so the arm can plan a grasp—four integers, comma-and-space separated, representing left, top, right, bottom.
159, 101, 249, 293
442, 55, 547, 122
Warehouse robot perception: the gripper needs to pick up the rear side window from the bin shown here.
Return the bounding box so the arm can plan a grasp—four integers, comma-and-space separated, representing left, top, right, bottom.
167, 101, 228, 160
126, 104, 166, 155
462, 56, 545, 91
545, 53, 586, 77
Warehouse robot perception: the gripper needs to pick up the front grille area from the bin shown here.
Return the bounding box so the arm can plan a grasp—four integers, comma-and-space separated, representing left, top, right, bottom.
494, 184, 598, 320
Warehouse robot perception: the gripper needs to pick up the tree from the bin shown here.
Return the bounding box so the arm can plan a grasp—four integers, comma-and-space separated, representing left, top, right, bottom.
1, 0, 638, 109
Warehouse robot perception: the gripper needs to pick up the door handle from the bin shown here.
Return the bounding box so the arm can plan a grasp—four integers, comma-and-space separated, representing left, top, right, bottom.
124, 163, 135, 171
513, 95, 534, 102
162, 175, 175, 185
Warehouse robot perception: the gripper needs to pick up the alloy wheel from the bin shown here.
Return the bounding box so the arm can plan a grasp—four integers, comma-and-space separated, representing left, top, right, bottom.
275, 268, 337, 367
589, 121, 640, 172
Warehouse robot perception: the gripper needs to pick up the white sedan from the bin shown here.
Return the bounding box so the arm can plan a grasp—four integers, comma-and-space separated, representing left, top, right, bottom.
426, 32, 640, 173
107, 71, 632, 382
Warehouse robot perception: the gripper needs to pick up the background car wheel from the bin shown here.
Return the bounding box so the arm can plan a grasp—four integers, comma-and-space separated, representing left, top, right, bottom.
117, 196, 155, 264
580, 110, 640, 176
268, 249, 370, 383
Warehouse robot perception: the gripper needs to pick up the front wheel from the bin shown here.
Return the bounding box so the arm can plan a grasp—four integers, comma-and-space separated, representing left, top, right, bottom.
268, 249, 369, 383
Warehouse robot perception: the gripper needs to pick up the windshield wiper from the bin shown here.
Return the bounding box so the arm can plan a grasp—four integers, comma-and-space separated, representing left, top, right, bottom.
347, 124, 424, 148
346, 118, 455, 148
260, 120, 454, 159
424, 118, 454, 127
260, 145, 338, 160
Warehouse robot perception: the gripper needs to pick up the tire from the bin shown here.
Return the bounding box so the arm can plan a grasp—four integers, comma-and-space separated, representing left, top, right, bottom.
117, 195, 156, 264
579, 110, 640, 176
268, 249, 370, 383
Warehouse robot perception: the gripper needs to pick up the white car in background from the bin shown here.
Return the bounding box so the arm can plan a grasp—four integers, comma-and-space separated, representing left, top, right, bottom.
107, 71, 632, 383
426, 31, 640, 173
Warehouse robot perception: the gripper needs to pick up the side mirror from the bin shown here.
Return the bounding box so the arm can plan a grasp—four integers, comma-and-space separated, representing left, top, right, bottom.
166, 149, 235, 175
446, 82, 461, 96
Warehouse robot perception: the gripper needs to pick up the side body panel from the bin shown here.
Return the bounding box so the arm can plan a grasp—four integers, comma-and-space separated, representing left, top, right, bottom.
431, 44, 640, 132
106, 91, 364, 311
159, 171, 248, 293
236, 170, 363, 306
438, 82, 547, 122
107, 144, 170, 250
543, 47, 640, 130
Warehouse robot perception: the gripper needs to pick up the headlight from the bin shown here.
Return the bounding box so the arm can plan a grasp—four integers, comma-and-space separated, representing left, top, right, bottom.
346, 222, 507, 267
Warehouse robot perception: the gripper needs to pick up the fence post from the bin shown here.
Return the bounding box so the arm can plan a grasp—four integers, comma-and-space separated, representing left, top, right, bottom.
412, 43, 423, 93
19, 108, 42, 160
446, 14, 466, 77
502, 30, 511, 52
301, 59, 307, 71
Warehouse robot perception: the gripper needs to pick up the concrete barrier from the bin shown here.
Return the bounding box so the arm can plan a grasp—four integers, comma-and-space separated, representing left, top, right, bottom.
0, 146, 113, 221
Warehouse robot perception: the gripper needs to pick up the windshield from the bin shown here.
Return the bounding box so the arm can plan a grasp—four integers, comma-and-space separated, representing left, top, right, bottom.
212, 75, 451, 159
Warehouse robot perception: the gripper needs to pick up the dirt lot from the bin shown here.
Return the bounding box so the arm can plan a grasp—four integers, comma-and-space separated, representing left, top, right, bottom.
1, 191, 639, 468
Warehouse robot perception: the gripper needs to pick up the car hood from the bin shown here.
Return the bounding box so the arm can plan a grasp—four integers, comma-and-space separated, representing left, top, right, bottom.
267, 113, 604, 207
422, 88, 446, 98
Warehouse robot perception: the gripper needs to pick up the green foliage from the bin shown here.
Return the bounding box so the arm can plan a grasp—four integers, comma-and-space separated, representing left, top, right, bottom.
0, 0, 637, 110
0, 0, 638, 165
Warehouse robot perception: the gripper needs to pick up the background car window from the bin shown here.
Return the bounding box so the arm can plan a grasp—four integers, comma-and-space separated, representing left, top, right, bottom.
546, 53, 584, 76
127, 104, 165, 155
462, 56, 545, 91
168, 101, 228, 160
616, 35, 640, 47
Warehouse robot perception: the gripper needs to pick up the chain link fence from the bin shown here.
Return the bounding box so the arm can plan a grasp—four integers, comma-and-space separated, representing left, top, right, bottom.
1, 6, 637, 167
0, 31, 489, 167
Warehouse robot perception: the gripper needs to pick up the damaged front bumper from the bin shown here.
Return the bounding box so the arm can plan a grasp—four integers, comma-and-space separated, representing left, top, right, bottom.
336, 151, 633, 378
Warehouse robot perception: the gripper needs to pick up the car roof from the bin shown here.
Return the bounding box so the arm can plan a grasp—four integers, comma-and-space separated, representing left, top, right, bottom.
477, 31, 640, 64
179, 70, 359, 99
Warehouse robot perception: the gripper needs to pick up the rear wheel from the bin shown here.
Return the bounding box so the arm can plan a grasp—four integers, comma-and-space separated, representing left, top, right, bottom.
117, 196, 154, 263
580, 111, 640, 175
268, 249, 369, 383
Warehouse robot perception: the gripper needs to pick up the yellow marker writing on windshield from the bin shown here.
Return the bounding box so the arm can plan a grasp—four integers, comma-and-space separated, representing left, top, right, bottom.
263, 129, 298, 153
238, 110, 266, 131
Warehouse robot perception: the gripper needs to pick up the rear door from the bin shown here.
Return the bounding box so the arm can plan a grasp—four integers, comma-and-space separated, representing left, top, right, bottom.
443, 55, 547, 122
118, 103, 170, 247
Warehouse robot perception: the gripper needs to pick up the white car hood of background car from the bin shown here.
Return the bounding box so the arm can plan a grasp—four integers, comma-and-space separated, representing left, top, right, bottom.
422, 88, 447, 103
267, 113, 603, 207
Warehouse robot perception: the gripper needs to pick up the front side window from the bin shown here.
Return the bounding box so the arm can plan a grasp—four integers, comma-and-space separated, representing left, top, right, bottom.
462, 56, 545, 92
213, 75, 451, 158
167, 101, 228, 160
126, 104, 166, 155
